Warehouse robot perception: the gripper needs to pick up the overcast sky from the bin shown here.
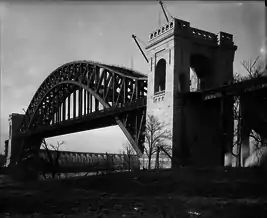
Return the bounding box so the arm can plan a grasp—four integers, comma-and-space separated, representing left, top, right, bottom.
0, 1, 266, 154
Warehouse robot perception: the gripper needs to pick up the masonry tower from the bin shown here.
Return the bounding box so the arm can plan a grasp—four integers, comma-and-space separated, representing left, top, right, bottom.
145, 18, 237, 167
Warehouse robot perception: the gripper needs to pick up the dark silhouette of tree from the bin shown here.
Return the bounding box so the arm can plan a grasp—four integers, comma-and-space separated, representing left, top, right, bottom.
231, 56, 267, 167
41, 140, 64, 179
121, 142, 136, 171
144, 114, 172, 169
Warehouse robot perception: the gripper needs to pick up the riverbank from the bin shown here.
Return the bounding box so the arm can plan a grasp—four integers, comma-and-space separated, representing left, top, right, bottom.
1, 167, 267, 217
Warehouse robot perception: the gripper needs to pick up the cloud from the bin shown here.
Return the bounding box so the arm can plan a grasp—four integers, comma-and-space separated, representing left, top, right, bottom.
77, 20, 84, 29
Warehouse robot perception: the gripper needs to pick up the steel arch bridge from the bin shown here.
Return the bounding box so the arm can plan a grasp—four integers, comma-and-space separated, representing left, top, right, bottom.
15, 61, 148, 160
11, 59, 267, 174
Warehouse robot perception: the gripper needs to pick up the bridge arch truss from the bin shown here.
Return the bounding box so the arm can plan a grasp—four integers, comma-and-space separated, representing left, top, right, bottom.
18, 61, 148, 157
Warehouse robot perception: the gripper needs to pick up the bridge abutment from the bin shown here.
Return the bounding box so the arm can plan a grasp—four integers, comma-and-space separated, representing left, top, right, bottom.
7, 113, 25, 166
7, 113, 42, 180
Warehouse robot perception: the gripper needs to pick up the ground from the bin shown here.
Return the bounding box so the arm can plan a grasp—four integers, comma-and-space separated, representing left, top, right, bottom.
1, 167, 267, 217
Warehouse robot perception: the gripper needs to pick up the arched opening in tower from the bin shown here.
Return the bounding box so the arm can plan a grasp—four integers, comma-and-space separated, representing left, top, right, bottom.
154, 58, 166, 94
189, 68, 200, 92
190, 54, 212, 91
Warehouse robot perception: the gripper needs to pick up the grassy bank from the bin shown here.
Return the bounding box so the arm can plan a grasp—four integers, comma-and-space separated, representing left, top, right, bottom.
1, 167, 267, 217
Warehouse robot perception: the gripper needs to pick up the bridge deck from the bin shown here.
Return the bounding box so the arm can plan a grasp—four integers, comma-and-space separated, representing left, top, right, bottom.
15, 98, 146, 138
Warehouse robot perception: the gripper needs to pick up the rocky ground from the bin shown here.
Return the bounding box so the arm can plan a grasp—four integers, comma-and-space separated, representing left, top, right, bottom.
1, 167, 267, 218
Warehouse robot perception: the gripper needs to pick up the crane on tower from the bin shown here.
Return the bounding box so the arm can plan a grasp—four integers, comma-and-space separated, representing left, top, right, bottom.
131, 1, 173, 64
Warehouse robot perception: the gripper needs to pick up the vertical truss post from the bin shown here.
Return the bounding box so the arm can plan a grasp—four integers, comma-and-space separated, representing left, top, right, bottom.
123, 78, 126, 105
87, 92, 90, 114
67, 93, 71, 120
95, 66, 100, 111
89, 93, 92, 113
135, 80, 139, 100
135, 112, 138, 143
62, 88, 66, 122
95, 98, 99, 111
52, 99, 55, 125
95, 66, 99, 89
59, 88, 62, 122
84, 89, 87, 115
79, 87, 83, 117
73, 90, 76, 118
112, 73, 115, 107
56, 108, 59, 124
56, 89, 59, 123
103, 71, 107, 99
58, 102, 61, 123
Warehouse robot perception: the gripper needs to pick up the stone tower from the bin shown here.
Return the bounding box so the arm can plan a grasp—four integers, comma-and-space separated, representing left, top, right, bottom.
145, 18, 237, 167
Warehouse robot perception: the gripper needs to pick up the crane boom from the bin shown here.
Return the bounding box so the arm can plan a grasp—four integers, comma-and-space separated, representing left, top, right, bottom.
159, 1, 169, 23
132, 34, 149, 63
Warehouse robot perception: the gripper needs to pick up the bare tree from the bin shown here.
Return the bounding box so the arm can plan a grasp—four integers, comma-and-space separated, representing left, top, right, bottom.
233, 56, 266, 84
121, 142, 136, 171
231, 56, 267, 167
144, 114, 172, 169
41, 140, 64, 179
